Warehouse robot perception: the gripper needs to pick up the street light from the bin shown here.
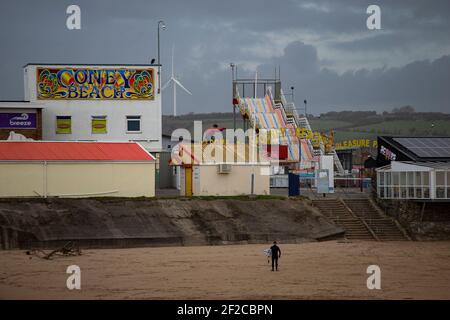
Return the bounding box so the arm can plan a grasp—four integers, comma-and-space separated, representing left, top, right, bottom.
230, 63, 236, 131
290, 86, 294, 103
304, 99, 307, 117
157, 20, 166, 94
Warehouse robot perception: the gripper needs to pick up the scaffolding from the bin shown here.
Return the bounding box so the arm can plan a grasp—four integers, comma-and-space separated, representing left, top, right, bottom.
231, 72, 345, 175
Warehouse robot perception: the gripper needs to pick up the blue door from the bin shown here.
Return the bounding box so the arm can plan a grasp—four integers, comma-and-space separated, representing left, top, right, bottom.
288, 173, 300, 196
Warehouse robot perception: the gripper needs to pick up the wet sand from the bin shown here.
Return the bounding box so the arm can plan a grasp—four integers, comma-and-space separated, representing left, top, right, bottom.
1, 241, 449, 299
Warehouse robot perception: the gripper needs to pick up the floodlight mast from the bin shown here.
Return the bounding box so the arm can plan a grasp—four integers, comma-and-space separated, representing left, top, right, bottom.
157, 20, 166, 94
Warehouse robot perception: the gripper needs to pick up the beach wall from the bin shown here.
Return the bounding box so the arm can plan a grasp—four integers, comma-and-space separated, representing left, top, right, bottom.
0, 198, 343, 249
375, 199, 450, 240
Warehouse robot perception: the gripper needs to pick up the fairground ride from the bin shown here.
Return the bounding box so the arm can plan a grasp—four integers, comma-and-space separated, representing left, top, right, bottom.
231, 68, 345, 176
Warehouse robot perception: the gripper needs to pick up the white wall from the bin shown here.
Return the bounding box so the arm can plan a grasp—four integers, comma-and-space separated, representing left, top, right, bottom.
319, 155, 334, 192
194, 164, 270, 196
24, 65, 162, 152
0, 161, 155, 198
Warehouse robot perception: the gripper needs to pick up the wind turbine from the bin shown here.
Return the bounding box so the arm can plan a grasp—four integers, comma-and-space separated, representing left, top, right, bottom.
162, 46, 192, 116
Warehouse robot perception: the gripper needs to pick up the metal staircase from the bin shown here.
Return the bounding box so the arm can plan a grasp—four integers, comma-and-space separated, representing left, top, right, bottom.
333, 149, 345, 175
278, 89, 345, 175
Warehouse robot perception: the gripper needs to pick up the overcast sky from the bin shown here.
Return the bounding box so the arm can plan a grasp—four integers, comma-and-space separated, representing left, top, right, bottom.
0, 0, 449, 115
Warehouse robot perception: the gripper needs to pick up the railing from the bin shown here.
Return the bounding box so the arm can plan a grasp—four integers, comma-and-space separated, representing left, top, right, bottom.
270, 175, 372, 190
237, 87, 344, 174
292, 108, 302, 128
334, 177, 372, 188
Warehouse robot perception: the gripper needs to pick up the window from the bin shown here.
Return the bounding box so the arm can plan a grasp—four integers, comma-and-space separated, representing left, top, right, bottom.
407, 172, 414, 186
436, 171, 447, 199
377, 169, 440, 200
436, 187, 446, 199
423, 187, 430, 198
92, 116, 107, 134
436, 171, 445, 184
379, 172, 384, 185
127, 116, 141, 132
393, 186, 400, 198
386, 187, 392, 198
400, 172, 407, 186
423, 172, 430, 185
393, 172, 399, 186
56, 116, 71, 134
400, 187, 407, 198
416, 187, 422, 198
415, 172, 422, 185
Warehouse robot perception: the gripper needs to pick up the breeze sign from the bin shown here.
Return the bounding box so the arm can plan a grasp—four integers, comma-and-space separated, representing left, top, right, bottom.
0, 113, 37, 129
36, 67, 154, 100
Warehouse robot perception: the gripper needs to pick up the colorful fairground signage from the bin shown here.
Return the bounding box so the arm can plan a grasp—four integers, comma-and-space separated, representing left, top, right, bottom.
36, 68, 154, 100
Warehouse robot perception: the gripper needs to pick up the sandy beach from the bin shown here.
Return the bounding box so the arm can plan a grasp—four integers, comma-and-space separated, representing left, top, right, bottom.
1, 241, 449, 300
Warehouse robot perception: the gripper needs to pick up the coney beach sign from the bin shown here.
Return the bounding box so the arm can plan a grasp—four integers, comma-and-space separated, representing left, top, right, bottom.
36, 67, 154, 100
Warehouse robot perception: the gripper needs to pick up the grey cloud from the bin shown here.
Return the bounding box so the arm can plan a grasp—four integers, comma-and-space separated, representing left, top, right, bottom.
257, 40, 450, 113
0, 0, 449, 115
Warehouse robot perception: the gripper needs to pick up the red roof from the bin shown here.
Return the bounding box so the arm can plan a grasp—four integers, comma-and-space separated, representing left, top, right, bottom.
0, 141, 155, 161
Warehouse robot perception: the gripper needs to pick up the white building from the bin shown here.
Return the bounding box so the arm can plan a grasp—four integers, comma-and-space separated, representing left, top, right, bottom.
23, 64, 161, 152
376, 161, 450, 200
0, 141, 156, 198
171, 142, 271, 196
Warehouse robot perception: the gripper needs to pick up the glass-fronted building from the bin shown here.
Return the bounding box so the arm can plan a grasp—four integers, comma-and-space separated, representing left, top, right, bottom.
376, 136, 450, 200
377, 161, 450, 200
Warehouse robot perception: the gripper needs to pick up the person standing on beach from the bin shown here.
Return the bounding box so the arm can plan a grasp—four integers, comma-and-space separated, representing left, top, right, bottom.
270, 241, 281, 271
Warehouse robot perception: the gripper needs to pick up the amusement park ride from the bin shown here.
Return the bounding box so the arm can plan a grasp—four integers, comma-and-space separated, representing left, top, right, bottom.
231, 66, 345, 177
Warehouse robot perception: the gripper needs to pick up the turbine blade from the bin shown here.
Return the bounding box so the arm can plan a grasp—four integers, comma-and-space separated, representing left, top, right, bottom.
173, 78, 192, 95
161, 78, 174, 91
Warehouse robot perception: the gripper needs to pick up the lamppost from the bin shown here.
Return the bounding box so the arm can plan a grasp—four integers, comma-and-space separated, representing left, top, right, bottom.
290, 86, 294, 103
157, 20, 166, 94
230, 63, 236, 132
304, 99, 307, 117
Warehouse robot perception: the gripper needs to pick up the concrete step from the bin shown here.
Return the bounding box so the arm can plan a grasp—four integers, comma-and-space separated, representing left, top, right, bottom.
312, 199, 376, 241
343, 198, 409, 241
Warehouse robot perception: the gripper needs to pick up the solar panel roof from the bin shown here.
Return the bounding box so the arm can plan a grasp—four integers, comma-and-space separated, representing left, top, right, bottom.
393, 137, 450, 158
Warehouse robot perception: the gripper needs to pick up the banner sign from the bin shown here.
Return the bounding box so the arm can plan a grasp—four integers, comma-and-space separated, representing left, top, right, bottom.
36, 67, 155, 100
56, 117, 71, 134
92, 118, 107, 134
0, 112, 37, 129
335, 139, 378, 150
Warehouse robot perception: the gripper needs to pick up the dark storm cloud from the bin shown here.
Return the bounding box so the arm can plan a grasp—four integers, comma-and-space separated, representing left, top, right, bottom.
0, 0, 449, 114
258, 41, 450, 113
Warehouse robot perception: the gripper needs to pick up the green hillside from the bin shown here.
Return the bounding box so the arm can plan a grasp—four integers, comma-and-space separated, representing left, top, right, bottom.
163, 111, 450, 144
349, 119, 450, 136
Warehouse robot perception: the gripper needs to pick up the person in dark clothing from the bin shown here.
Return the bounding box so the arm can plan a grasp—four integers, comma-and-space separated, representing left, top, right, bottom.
270, 241, 281, 271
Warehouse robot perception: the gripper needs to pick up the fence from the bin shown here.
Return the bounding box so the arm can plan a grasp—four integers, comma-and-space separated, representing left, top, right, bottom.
270, 174, 372, 190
